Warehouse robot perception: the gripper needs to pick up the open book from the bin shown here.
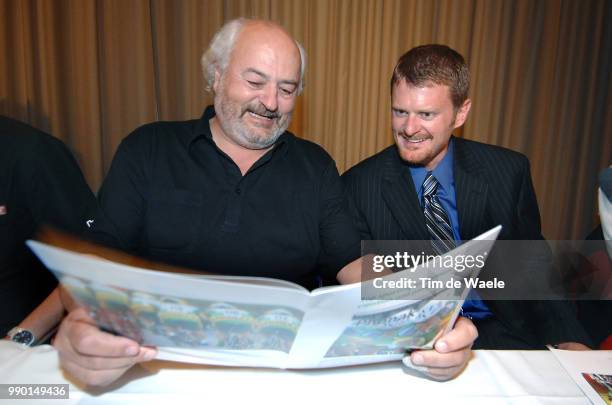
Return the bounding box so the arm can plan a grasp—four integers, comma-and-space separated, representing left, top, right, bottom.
27, 225, 501, 369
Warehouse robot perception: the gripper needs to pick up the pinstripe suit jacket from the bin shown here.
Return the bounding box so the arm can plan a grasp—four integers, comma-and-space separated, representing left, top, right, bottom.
342, 136, 591, 348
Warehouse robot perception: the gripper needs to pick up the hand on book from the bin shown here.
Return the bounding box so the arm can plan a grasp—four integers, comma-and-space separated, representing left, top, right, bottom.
403, 316, 477, 380
53, 308, 157, 387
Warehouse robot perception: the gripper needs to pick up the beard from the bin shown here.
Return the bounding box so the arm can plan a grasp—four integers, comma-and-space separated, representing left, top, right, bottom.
214, 91, 291, 150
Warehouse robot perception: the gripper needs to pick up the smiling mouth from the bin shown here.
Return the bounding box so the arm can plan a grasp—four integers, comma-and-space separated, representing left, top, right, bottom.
247, 111, 278, 121
398, 133, 430, 144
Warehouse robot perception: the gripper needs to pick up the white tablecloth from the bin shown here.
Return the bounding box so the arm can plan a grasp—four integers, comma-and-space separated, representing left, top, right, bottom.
0, 341, 591, 404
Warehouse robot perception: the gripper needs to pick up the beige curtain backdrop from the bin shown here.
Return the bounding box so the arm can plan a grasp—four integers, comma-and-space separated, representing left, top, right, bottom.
0, 0, 610, 240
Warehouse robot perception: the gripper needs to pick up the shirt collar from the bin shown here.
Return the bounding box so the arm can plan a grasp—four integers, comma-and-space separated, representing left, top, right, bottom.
408, 137, 455, 192
192, 105, 216, 143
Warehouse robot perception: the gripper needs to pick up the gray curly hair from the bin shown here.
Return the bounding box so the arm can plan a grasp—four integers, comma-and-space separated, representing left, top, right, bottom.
201, 18, 306, 95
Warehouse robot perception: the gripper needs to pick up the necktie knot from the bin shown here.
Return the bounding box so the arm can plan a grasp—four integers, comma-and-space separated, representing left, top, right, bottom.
423, 172, 440, 198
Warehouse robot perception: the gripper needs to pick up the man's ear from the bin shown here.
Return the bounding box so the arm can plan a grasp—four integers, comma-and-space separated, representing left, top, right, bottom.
212, 67, 222, 93
453, 99, 472, 128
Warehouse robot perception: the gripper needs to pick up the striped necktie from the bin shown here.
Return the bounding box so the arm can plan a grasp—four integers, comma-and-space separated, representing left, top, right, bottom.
422, 172, 456, 254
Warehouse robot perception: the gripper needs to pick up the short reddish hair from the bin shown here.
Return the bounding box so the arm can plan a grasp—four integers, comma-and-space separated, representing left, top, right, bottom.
391, 44, 470, 110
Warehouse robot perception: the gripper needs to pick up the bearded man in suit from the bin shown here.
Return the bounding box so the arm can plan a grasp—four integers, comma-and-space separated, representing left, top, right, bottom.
342, 44, 591, 350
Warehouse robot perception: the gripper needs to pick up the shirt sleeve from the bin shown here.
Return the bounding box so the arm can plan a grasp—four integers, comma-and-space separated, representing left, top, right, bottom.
87, 130, 150, 252
316, 159, 362, 280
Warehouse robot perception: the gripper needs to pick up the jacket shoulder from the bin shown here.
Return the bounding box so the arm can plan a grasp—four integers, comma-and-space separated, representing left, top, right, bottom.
458, 138, 530, 169
342, 145, 397, 184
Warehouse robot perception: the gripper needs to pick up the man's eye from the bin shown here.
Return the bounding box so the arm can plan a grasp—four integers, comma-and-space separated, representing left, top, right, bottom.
247, 81, 264, 88
420, 112, 435, 119
279, 87, 295, 96
393, 109, 407, 117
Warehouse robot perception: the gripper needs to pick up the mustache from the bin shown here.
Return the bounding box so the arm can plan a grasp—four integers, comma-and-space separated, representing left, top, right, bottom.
243, 104, 280, 119
396, 132, 432, 141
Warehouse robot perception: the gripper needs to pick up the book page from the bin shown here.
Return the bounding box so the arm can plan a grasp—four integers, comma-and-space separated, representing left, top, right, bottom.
27, 241, 311, 367
549, 346, 612, 404
286, 226, 501, 368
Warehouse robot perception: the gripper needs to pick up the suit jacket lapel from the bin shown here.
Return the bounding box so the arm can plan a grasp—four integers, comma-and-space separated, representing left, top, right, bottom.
454, 137, 489, 240
381, 149, 430, 239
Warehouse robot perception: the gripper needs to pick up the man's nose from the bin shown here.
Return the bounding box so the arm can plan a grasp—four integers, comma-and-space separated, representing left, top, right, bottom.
259, 85, 278, 112
404, 114, 419, 135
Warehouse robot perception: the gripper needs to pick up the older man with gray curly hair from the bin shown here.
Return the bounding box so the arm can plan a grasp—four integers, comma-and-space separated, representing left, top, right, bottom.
201, 18, 307, 152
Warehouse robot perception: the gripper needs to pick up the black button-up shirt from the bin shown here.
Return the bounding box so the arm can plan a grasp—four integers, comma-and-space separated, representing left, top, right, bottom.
90, 106, 360, 288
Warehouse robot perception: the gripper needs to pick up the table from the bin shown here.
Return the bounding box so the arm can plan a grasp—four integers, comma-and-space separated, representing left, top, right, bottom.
0, 341, 591, 404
